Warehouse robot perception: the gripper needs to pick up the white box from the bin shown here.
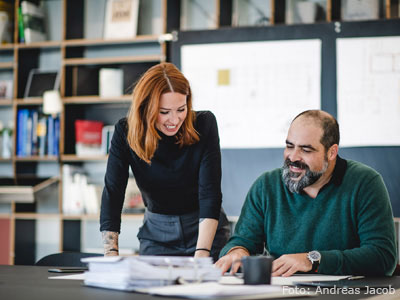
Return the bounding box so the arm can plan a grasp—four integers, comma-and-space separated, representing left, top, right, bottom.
99, 68, 124, 98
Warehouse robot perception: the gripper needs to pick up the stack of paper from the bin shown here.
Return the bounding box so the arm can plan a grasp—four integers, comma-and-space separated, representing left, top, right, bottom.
81, 256, 221, 291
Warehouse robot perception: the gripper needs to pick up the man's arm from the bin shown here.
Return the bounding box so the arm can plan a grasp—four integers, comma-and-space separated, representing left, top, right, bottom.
269, 174, 397, 277
215, 175, 267, 272
317, 175, 397, 276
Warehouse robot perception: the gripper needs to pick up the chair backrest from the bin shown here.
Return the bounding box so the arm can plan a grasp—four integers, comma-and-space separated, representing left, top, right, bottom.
35, 252, 103, 267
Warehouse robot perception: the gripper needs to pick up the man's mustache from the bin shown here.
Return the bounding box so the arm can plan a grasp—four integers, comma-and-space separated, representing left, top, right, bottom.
284, 158, 309, 170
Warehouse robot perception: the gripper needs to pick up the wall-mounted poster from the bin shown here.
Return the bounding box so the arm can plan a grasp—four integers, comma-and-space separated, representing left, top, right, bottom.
337, 36, 400, 147
181, 39, 321, 148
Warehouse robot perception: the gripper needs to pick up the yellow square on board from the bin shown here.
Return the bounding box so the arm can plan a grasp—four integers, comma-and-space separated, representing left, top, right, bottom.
218, 69, 230, 86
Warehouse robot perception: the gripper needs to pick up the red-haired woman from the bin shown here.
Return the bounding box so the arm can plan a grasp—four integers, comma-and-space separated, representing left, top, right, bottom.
100, 62, 230, 261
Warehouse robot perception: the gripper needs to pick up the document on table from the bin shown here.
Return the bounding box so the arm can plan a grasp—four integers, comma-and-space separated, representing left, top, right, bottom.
272, 274, 349, 286
219, 274, 349, 286
146, 282, 313, 299
49, 274, 85, 280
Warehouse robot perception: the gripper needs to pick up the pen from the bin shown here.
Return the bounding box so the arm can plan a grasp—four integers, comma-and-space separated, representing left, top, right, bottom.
347, 276, 365, 280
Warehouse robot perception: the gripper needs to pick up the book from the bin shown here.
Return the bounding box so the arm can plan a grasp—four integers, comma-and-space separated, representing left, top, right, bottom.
31, 110, 38, 156
104, 0, 139, 40
101, 125, 115, 154
37, 114, 47, 156
75, 120, 104, 156
17, 109, 29, 157
17, 7, 24, 43
47, 114, 54, 155
54, 116, 59, 156
21, 1, 46, 43
0, 1, 13, 44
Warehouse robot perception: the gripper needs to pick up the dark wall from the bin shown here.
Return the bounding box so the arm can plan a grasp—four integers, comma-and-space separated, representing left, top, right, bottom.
171, 19, 400, 217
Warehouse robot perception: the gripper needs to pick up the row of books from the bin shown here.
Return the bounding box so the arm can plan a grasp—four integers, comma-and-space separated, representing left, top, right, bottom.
17, 109, 59, 157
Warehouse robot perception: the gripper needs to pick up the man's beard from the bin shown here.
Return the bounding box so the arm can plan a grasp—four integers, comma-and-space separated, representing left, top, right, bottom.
282, 158, 328, 194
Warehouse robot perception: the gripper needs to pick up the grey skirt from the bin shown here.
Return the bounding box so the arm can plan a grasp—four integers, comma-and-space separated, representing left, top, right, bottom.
137, 208, 230, 262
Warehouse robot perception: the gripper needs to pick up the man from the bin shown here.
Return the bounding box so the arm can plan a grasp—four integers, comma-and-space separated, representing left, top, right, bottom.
216, 110, 397, 276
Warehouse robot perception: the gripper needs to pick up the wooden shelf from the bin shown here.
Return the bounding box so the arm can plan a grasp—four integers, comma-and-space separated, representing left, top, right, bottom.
15, 98, 43, 105
61, 154, 108, 162
14, 156, 58, 162
61, 213, 144, 221
0, 100, 13, 106
63, 35, 159, 47
14, 213, 60, 220
16, 40, 62, 49
0, 158, 12, 162
0, 62, 13, 69
63, 95, 132, 104
63, 54, 163, 66
0, 44, 15, 50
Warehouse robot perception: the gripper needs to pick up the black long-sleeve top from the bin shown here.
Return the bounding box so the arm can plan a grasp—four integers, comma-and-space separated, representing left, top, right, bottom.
100, 111, 222, 233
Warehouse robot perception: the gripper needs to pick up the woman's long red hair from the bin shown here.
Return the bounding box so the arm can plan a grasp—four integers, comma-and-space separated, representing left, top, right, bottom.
127, 62, 199, 163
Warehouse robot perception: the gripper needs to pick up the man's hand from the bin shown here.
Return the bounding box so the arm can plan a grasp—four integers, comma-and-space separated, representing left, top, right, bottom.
272, 253, 312, 277
215, 248, 249, 274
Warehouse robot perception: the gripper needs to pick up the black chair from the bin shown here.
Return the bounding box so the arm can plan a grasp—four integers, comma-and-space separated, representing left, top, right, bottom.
35, 252, 103, 267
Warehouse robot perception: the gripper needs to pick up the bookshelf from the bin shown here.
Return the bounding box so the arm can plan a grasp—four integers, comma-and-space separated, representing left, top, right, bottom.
0, 0, 398, 265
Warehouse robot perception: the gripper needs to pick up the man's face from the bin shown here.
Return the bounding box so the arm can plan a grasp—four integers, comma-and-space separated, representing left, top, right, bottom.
282, 117, 329, 194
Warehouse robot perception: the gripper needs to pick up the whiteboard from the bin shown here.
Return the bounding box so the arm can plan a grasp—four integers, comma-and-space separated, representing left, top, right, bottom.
337, 36, 400, 147
181, 40, 321, 148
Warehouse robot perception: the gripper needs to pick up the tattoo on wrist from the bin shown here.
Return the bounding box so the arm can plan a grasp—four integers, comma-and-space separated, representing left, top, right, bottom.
102, 231, 119, 253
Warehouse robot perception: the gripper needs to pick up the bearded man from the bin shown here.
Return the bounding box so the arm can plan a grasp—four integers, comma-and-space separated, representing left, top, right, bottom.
216, 110, 397, 276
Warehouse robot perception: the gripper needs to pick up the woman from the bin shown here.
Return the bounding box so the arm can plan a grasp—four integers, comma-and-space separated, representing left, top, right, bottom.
100, 62, 230, 261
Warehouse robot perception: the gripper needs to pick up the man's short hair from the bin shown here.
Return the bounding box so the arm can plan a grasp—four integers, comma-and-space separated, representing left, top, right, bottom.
293, 110, 340, 151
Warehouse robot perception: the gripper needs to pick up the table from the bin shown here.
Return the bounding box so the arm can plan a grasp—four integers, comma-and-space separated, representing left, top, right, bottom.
0, 265, 399, 300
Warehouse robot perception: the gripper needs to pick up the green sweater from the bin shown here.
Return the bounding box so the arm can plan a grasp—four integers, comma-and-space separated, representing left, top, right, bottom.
220, 158, 397, 276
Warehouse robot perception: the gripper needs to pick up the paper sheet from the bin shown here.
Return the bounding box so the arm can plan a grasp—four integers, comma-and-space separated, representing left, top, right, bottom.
181, 40, 321, 148
219, 274, 349, 286
337, 36, 400, 146
49, 274, 85, 280
147, 282, 311, 299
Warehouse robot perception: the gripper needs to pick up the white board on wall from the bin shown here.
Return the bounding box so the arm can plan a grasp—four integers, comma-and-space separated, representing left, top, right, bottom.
181, 39, 321, 148
337, 36, 400, 147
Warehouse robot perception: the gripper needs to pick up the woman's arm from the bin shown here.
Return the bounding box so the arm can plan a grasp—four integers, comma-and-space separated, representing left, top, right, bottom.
100, 119, 130, 254
102, 231, 119, 256
196, 112, 223, 257
194, 218, 218, 257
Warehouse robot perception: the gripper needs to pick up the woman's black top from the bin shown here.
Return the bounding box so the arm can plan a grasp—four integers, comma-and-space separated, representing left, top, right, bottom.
100, 111, 222, 233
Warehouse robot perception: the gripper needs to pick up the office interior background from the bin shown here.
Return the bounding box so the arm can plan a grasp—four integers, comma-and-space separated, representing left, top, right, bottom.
0, 0, 399, 266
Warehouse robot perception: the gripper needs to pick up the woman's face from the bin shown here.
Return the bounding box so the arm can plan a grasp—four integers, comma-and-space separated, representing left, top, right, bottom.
156, 92, 188, 136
